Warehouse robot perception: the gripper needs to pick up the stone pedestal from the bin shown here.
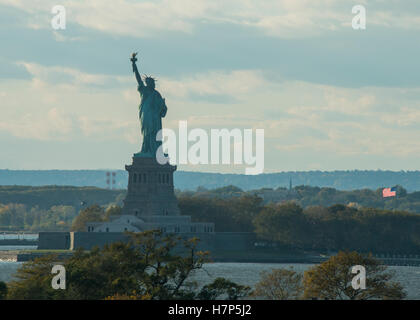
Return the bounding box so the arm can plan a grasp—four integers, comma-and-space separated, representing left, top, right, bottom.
122, 156, 180, 217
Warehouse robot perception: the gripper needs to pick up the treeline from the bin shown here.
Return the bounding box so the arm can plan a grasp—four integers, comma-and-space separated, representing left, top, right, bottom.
178, 195, 261, 232
177, 184, 420, 213
178, 195, 420, 254
0, 204, 76, 231
0, 203, 121, 232
0, 186, 125, 210
253, 202, 420, 254
2, 184, 420, 214
1, 185, 420, 254
0, 186, 124, 231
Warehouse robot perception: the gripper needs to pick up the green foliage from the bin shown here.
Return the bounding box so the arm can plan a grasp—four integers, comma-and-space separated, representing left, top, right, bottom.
253, 202, 308, 249
0, 204, 76, 231
0, 281, 7, 300
178, 194, 263, 232
177, 184, 420, 213
196, 277, 252, 300
1, 184, 420, 254
178, 190, 420, 253
0, 202, 122, 232
2, 183, 420, 233
0, 185, 125, 210
6, 231, 247, 300
253, 202, 420, 253
6, 254, 67, 300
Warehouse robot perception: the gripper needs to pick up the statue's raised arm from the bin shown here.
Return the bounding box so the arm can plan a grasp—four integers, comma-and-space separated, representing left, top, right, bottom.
131, 52, 144, 87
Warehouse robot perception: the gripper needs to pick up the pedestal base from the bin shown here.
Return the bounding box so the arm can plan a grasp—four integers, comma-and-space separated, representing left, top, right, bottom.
122, 156, 180, 217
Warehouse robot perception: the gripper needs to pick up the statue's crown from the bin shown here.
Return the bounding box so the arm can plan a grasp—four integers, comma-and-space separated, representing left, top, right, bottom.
144, 75, 156, 82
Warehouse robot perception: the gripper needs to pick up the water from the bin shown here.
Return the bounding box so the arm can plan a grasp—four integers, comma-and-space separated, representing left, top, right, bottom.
0, 246, 37, 251
0, 261, 22, 282
1, 261, 419, 299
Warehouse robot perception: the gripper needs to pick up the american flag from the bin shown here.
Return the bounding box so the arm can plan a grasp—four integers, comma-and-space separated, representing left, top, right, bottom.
383, 187, 396, 198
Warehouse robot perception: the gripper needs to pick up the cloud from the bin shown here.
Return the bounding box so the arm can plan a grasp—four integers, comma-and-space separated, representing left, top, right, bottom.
160, 70, 266, 100
0, 57, 31, 80
0, 108, 75, 140
159, 73, 420, 160
2, 0, 420, 39
1, 62, 420, 170
52, 31, 85, 42
380, 106, 420, 127
0, 63, 137, 142
17, 62, 265, 99
18, 62, 130, 87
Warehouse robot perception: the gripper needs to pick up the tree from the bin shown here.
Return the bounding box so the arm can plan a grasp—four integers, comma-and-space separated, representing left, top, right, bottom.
231, 195, 263, 232
253, 268, 303, 300
6, 230, 247, 300
0, 281, 7, 300
104, 205, 122, 221
395, 185, 407, 197
303, 251, 406, 300
196, 278, 252, 300
253, 202, 309, 249
7, 254, 66, 300
71, 205, 105, 231
125, 231, 210, 300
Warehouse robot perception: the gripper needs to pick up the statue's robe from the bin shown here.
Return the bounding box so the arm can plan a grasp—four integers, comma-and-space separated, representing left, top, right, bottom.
137, 84, 167, 156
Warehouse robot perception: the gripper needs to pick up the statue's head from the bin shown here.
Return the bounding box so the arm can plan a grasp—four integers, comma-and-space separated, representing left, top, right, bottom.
145, 76, 156, 89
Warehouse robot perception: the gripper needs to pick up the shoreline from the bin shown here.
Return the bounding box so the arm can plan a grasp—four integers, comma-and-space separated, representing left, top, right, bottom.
1, 250, 419, 266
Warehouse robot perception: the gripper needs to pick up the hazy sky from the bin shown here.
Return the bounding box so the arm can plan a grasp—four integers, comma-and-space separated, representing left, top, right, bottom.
0, 0, 419, 173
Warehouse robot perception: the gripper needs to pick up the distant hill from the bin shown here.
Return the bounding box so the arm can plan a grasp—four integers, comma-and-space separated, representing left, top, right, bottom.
0, 185, 125, 210
1, 169, 420, 191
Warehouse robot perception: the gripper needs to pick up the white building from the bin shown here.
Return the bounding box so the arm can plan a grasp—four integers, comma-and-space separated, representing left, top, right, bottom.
86, 214, 214, 234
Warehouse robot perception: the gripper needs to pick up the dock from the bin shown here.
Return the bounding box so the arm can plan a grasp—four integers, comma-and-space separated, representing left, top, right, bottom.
0, 239, 38, 246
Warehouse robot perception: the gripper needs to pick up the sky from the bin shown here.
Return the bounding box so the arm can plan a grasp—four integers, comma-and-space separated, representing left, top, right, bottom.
0, 0, 419, 173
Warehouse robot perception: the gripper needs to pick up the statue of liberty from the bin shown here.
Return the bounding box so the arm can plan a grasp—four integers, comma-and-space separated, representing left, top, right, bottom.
130, 52, 167, 157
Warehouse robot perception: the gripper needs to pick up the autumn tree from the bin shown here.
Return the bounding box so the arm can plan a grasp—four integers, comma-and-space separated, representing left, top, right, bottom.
104, 205, 122, 221
71, 204, 105, 231
303, 251, 406, 300
253, 268, 303, 300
